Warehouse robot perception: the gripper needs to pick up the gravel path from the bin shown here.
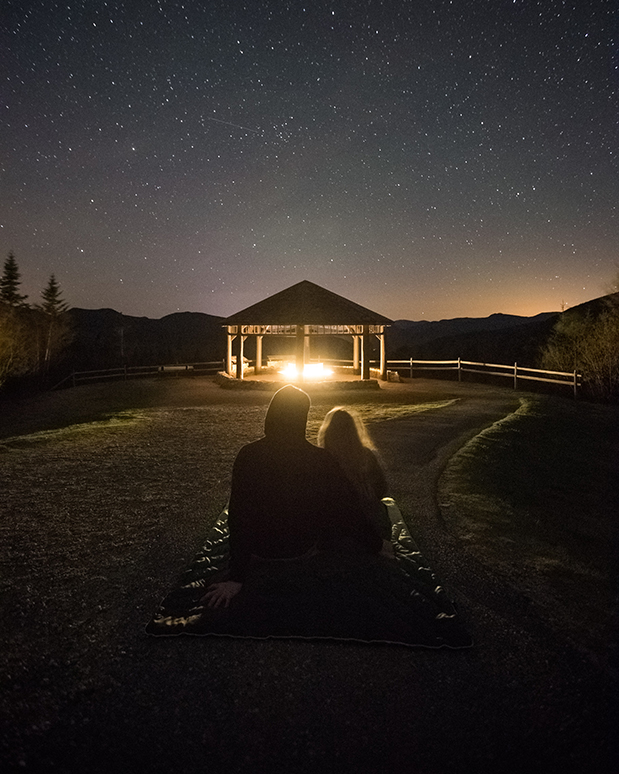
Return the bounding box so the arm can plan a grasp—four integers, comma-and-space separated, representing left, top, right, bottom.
0, 377, 614, 773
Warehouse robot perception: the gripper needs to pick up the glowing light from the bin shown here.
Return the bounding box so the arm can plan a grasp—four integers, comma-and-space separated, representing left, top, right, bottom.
305, 363, 334, 379
279, 362, 334, 380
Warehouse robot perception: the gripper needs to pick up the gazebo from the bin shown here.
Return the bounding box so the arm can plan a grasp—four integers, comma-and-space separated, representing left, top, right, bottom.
222, 280, 393, 381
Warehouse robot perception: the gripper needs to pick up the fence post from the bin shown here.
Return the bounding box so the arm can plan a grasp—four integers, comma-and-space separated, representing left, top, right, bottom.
409, 358, 413, 379
458, 357, 461, 382
573, 371, 578, 399
514, 362, 517, 390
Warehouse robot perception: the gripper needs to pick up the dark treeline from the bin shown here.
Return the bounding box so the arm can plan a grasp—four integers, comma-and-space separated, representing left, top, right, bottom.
0, 253, 72, 391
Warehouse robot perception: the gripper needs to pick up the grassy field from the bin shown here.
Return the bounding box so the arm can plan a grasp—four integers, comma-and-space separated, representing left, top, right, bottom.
439, 394, 619, 667
1, 378, 616, 772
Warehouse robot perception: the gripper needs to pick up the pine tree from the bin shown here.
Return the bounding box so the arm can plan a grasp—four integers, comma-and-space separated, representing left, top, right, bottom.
39, 274, 69, 317
37, 274, 71, 369
0, 252, 29, 306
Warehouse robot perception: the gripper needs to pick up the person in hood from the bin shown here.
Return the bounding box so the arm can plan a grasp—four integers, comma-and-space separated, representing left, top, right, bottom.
202, 384, 383, 608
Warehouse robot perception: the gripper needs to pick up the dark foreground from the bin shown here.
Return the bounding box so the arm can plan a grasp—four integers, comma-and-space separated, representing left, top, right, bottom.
1, 377, 616, 773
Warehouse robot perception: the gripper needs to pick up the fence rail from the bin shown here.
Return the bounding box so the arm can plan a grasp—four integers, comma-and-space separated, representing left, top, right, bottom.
51, 357, 582, 397
387, 358, 581, 397
51, 361, 225, 390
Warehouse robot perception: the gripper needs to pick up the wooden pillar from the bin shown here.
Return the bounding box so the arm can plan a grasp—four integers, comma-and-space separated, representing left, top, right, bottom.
378, 332, 387, 380
361, 325, 370, 380
236, 335, 246, 379
255, 335, 263, 374
304, 329, 311, 362
226, 331, 235, 376
353, 335, 360, 374
295, 323, 305, 380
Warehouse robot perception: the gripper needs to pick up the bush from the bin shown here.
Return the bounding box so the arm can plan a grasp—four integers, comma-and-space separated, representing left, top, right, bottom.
540, 294, 619, 401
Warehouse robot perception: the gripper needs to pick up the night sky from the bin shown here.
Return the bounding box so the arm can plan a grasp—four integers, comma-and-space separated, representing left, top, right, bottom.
1, 0, 616, 321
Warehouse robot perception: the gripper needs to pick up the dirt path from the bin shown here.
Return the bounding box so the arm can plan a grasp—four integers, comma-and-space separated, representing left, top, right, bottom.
1, 378, 614, 773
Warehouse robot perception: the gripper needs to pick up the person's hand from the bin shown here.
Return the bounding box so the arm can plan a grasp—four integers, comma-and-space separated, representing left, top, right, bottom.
380, 539, 395, 559
200, 581, 243, 609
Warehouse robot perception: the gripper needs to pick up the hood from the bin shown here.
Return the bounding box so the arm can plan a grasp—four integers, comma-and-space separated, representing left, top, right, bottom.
264, 384, 311, 441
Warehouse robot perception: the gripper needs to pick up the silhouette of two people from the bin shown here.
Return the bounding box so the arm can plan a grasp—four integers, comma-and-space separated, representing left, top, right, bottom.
202, 384, 389, 609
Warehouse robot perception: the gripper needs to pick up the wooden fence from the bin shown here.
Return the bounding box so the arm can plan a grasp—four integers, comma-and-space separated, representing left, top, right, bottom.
387, 358, 581, 397
52, 357, 582, 397
51, 360, 224, 390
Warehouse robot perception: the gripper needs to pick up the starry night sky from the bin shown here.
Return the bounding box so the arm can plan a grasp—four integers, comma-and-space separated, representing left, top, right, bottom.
1, 0, 616, 321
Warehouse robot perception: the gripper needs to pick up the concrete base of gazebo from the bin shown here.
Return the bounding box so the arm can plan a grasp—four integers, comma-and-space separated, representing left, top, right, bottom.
214, 368, 383, 392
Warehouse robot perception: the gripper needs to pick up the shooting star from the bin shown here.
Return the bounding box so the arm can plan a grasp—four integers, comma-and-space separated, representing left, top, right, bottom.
204, 116, 261, 134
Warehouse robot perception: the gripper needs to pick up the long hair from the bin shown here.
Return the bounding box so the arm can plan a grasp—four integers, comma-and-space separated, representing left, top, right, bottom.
317, 408, 376, 499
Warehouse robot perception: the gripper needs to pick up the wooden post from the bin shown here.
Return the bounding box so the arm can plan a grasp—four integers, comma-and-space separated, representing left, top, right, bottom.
295, 323, 305, 381
573, 371, 578, 399
361, 325, 370, 380
378, 333, 386, 380
255, 335, 263, 374
353, 336, 360, 374
458, 357, 461, 382
409, 358, 413, 379
236, 335, 246, 379
514, 362, 518, 390
226, 332, 235, 376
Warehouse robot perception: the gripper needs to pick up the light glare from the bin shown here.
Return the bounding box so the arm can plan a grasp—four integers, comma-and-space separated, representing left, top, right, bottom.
279, 363, 334, 380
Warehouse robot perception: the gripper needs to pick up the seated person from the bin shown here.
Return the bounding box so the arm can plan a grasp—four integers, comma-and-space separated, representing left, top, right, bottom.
202, 385, 383, 608
318, 407, 392, 542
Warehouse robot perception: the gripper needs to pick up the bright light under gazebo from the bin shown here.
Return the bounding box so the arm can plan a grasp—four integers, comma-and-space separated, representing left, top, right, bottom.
279, 362, 334, 380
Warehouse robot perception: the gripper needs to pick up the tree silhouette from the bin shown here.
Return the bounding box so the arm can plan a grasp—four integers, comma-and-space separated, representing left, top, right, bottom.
36, 274, 72, 371
39, 274, 69, 317
0, 252, 29, 307
540, 294, 619, 400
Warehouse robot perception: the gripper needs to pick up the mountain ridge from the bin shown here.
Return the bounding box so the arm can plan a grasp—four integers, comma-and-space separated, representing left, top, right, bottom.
62, 293, 616, 372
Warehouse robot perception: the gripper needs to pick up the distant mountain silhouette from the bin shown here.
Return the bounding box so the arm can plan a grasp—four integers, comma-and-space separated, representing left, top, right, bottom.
389, 311, 556, 345
386, 311, 559, 365
67, 308, 225, 371
63, 294, 615, 373
388, 294, 619, 367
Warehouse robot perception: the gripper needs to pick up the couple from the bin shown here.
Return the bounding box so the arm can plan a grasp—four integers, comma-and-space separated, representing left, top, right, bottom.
203, 384, 394, 610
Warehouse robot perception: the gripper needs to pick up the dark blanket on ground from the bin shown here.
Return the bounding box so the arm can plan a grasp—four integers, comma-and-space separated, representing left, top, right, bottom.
146, 499, 472, 649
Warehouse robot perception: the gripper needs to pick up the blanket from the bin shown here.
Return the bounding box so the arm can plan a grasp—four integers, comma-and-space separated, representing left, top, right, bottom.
146, 499, 472, 649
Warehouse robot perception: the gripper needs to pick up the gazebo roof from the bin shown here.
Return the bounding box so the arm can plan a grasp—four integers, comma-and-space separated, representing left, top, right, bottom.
223, 280, 392, 326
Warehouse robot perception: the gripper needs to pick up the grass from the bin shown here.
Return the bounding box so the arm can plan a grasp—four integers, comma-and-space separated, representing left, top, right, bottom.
0, 411, 150, 449
439, 395, 619, 661
1, 379, 616, 772
305, 399, 457, 440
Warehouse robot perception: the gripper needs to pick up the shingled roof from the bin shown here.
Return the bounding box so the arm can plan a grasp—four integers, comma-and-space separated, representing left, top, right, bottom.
223, 280, 392, 326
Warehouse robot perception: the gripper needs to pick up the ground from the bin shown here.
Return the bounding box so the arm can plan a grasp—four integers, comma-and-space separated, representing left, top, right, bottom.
0, 376, 616, 773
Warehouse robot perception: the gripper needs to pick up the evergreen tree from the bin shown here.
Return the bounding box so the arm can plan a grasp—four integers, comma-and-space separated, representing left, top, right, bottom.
39, 274, 69, 317
0, 252, 29, 306
37, 274, 72, 370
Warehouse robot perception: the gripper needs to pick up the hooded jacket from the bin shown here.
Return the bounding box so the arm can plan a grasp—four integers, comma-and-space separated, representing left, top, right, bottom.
227, 385, 382, 581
